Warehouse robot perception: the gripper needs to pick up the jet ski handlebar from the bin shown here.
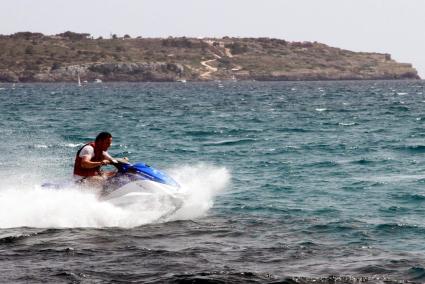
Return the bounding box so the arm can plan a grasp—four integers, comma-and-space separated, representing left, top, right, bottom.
109, 158, 180, 188
111, 158, 131, 172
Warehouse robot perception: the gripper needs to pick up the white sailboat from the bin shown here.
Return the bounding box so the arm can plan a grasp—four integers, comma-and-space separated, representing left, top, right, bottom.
77, 72, 82, 87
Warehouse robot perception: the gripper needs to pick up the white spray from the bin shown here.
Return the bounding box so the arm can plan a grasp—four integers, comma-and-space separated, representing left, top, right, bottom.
0, 164, 230, 229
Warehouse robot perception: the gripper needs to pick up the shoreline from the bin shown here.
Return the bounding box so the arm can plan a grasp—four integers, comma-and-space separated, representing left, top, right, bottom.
1, 78, 423, 84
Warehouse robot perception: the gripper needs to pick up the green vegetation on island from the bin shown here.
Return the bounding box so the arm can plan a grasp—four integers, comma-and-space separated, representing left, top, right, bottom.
0, 31, 420, 82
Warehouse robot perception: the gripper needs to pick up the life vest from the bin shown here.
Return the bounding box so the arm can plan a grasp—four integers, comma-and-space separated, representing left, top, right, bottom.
73, 142, 104, 176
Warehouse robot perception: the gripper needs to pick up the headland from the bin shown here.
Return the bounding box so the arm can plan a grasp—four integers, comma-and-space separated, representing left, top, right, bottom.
0, 32, 420, 82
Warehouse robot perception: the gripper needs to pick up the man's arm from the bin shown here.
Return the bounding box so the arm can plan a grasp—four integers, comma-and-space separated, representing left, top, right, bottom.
80, 156, 110, 169
103, 151, 118, 164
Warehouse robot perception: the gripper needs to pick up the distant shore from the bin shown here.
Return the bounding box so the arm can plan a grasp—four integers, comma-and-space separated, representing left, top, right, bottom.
0, 32, 420, 82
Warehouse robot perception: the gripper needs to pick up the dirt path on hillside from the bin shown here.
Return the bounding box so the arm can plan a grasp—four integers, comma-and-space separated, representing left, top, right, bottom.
200, 58, 218, 79
199, 40, 242, 79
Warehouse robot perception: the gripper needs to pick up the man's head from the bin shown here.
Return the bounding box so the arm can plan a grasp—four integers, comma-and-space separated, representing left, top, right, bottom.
95, 132, 112, 151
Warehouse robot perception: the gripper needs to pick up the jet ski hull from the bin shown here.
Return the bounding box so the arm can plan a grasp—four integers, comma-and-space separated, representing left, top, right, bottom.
42, 160, 181, 204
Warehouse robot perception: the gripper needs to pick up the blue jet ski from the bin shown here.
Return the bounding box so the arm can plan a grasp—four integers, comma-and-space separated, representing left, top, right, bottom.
100, 159, 182, 204
42, 159, 183, 216
107, 159, 179, 188
42, 159, 180, 199
103, 159, 179, 191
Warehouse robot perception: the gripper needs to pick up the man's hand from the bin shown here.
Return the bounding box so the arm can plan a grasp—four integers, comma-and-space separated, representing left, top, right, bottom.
101, 159, 111, 166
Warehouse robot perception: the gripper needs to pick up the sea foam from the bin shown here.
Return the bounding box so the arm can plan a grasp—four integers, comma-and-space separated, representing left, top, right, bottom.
0, 164, 230, 229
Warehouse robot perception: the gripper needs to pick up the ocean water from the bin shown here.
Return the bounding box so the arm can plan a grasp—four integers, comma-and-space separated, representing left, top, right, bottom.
1, 80, 425, 283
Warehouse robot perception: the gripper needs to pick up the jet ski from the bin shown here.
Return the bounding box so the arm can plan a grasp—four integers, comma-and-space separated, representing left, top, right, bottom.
101, 159, 180, 197
42, 159, 184, 220
99, 159, 185, 217
42, 159, 182, 202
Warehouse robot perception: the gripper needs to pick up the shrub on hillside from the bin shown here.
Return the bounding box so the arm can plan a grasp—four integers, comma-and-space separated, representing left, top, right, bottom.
162, 37, 193, 48
25, 45, 35, 55
11, 32, 44, 40
224, 42, 249, 54
57, 31, 91, 40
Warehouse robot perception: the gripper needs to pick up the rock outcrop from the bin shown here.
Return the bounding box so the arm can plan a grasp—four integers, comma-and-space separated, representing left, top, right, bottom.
30, 62, 186, 82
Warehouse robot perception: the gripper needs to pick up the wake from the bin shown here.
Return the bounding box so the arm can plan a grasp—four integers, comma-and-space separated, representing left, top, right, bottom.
0, 164, 230, 229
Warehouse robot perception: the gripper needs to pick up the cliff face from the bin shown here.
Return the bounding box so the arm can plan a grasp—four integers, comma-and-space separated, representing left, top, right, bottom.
28, 63, 186, 82
0, 32, 420, 82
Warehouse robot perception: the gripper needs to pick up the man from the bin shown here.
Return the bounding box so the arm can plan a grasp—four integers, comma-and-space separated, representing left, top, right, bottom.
73, 132, 117, 185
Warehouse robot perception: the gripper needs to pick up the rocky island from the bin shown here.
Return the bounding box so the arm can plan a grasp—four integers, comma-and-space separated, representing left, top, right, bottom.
0, 32, 420, 82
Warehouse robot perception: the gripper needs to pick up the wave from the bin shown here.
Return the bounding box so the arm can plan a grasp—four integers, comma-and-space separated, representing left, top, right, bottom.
350, 158, 374, 165
390, 192, 425, 202
378, 206, 409, 213
0, 164, 230, 229
34, 144, 49, 149
0, 232, 37, 244
62, 143, 83, 148
405, 145, 425, 153
315, 108, 328, 112
374, 223, 425, 235
389, 105, 410, 112
307, 222, 357, 233
184, 130, 217, 136
408, 266, 425, 281
357, 264, 394, 274
32, 143, 83, 149
348, 158, 393, 166
338, 122, 357, 126
312, 207, 341, 215
396, 145, 425, 153
96, 272, 425, 283
203, 138, 256, 146
165, 272, 280, 283
303, 160, 339, 168
277, 127, 311, 133
186, 128, 263, 137
0, 228, 59, 244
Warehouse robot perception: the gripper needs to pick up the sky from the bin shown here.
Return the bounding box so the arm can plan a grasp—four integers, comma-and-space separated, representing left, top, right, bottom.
1, 0, 424, 77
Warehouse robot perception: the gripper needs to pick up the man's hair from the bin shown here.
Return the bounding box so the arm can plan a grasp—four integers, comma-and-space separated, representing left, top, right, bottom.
95, 132, 112, 142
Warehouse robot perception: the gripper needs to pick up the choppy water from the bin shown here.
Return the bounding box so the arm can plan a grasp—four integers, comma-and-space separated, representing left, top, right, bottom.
1, 80, 425, 283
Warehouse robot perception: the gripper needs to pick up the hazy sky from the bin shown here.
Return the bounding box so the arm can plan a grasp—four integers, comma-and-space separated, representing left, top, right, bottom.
1, 0, 424, 77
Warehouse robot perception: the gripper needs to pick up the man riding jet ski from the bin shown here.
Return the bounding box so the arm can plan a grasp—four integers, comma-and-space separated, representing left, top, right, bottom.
40, 132, 186, 218
72, 132, 180, 201
74, 131, 116, 186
